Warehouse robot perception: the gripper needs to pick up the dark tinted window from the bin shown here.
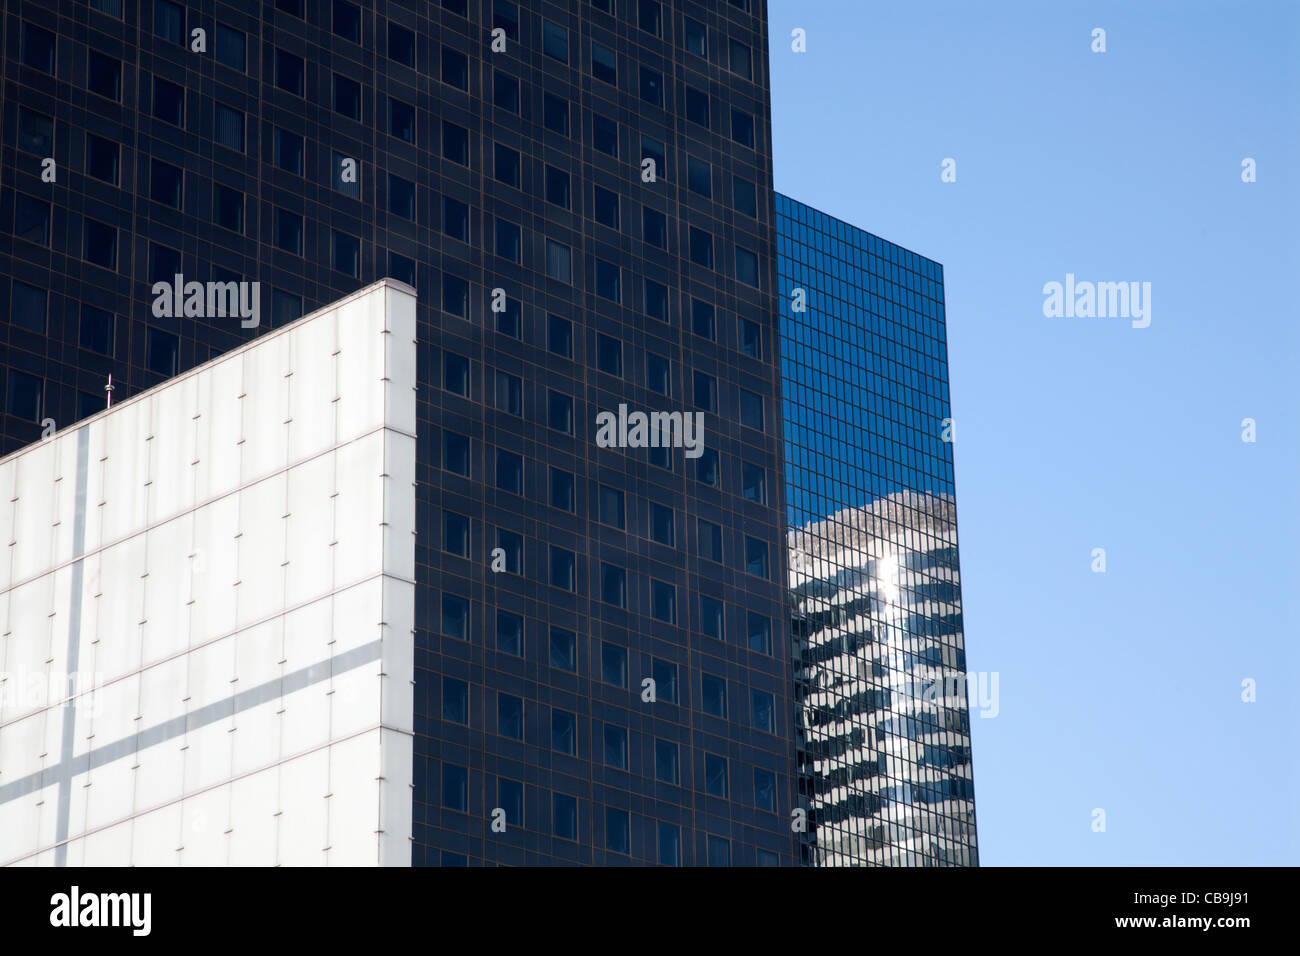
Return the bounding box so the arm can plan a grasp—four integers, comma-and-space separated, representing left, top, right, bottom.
87, 51, 121, 100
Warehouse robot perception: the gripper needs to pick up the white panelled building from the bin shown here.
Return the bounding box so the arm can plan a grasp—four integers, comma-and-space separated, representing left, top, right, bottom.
0, 280, 417, 866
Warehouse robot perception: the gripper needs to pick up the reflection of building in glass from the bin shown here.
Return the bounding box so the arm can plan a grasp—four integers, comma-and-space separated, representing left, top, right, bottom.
777, 196, 979, 866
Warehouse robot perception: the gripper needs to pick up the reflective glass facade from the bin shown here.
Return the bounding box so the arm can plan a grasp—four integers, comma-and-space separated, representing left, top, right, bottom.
776, 195, 979, 866
1, 0, 794, 866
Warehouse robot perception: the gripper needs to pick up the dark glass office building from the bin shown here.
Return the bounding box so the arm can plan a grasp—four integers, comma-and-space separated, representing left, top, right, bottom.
776, 195, 979, 866
1, 0, 795, 865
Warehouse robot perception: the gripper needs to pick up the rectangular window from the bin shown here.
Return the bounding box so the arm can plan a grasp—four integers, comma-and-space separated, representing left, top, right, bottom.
755, 768, 777, 813
10, 283, 47, 333
333, 74, 362, 120
5, 370, 43, 422
146, 327, 178, 376
593, 186, 619, 229
274, 49, 304, 96
90, 0, 123, 15
742, 462, 767, 503
274, 128, 303, 174
747, 612, 772, 655
545, 240, 572, 283
601, 641, 627, 685
271, 290, 301, 326
658, 822, 681, 866
600, 566, 626, 610
641, 136, 666, 181
87, 51, 121, 101
733, 176, 757, 217
548, 314, 573, 358
691, 299, 715, 339
494, 143, 520, 186
651, 579, 676, 624
442, 274, 468, 316
596, 335, 622, 377
14, 195, 50, 245
80, 304, 114, 354
704, 753, 728, 798
638, 0, 662, 35
275, 0, 304, 16
442, 197, 468, 241
274, 208, 303, 254
214, 103, 244, 151
545, 166, 571, 209
549, 467, 575, 511
549, 626, 577, 671
642, 207, 667, 249
700, 595, 724, 640
552, 708, 577, 753
646, 353, 670, 395
495, 449, 523, 494
684, 16, 706, 57
693, 371, 717, 413
388, 174, 416, 219
214, 24, 245, 70
597, 484, 625, 528
547, 390, 574, 434
751, 689, 775, 733
494, 370, 522, 415
389, 98, 415, 142
443, 431, 470, 476
148, 243, 181, 284
594, 259, 620, 302
745, 536, 770, 578
728, 39, 753, 79
605, 808, 629, 855
442, 677, 468, 723
84, 219, 117, 269
644, 280, 668, 322
441, 594, 469, 640
332, 230, 360, 277
332, 153, 360, 198
212, 183, 244, 233
17, 108, 53, 155
732, 109, 756, 148
443, 511, 469, 556
738, 316, 763, 358
496, 610, 523, 655
543, 93, 570, 136
152, 77, 185, 126
688, 228, 713, 268
591, 43, 617, 85
543, 22, 569, 62
442, 763, 467, 810
639, 67, 663, 107
698, 519, 723, 562
497, 694, 523, 739
739, 388, 765, 430
649, 503, 674, 546
655, 739, 679, 784
592, 113, 618, 157
687, 157, 711, 197
553, 793, 578, 840
550, 546, 576, 591
495, 218, 521, 262
444, 351, 470, 396
736, 247, 759, 286
153, 0, 184, 44
496, 298, 521, 338
441, 46, 468, 89
388, 252, 415, 288
498, 779, 523, 827
685, 86, 709, 127
388, 23, 415, 67
652, 659, 678, 703
701, 674, 726, 717
696, 447, 718, 486
603, 723, 627, 769
333, 0, 362, 43
493, 70, 519, 112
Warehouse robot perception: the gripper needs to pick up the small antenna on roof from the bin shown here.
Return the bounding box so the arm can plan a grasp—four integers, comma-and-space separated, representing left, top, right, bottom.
105, 374, 115, 409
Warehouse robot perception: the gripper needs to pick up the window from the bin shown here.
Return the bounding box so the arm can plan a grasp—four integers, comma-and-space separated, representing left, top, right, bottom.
688, 157, 711, 197
498, 779, 523, 827
600, 565, 626, 610
550, 546, 576, 591
215, 24, 245, 70
553, 793, 577, 840
5, 371, 43, 422
698, 519, 723, 562
80, 305, 114, 354
273, 128, 303, 174
739, 389, 765, 430
443, 511, 469, 556
333, 0, 361, 42
548, 314, 573, 357
696, 371, 717, 413
596, 336, 622, 378
590, 0, 613, 11
146, 327, 177, 376
733, 176, 757, 217
738, 316, 763, 358
389, 98, 415, 142
388, 174, 415, 219
549, 467, 575, 511
213, 184, 244, 233
655, 739, 679, 784
597, 484, 624, 527
87, 51, 121, 101
333, 74, 361, 120
707, 835, 730, 867
605, 808, 629, 855
497, 694, 523, 739
547, 390, 574, 434
751, 689, 775, 733
442, 197, 468, 241
755, 768, 777, 812
603, 724, 627, 769
332, 152, 360, 198
148, 243, 180, 284
745, 537, 770, 578
443, 431, 470, 476
732, 109, 756, 149
10, 283, 46, 333
388, 252, 415, 287
214, 104, 244, 151
14, 195, 49, 245
442, 594, 469, 639
742, 462, 767, 503
651, 580, 676, 624
592, 114, 618, 156
747, 612, 772, 654
685, 87, 709, 127
495, 218, 521, 262
495, 449, 522, 494
545, 240, 571, 283
729, 39, 753, 79
700, 595, 724, 640
642, 207, 667, 249
696, 447, 718, 487
641, 136, 666, 180
491, 369, 522, 416
684, 16, 706, 57
736, 247, 759, 287
644, 280, 668, 322
549, 626, 577, 671
331, 230, 359, 277
688, 228, 714, 268
275, 0, 303, 16
90, 0, 123, 15
493, 71, 519, 112
658, 822, 681, 866
691, 299, 715, 339
591, 43, 617, 84
442, 764, 468, 811
552, 708, 577, 754
543, 93, 570, 135
77, 392, 105, 421
704, 754, 728, 798
543, 22, 568, 62
388, 23, 415, 67
639, 67, 663, 107
545, 166, 571, 209
274, 49, 304, 96
442, 0, 468, 16
701, 674, 727, 717
442, 274, 468, 317
498, 297, 521, 336
84, 219, 117, 270
20, 24, 54, 74
17, 108, 53, 155
442, 677, 468, 723
274, 208, 303, 254
495, 610, 523, 655
652, 659, 678, 703
441, 46, 468, 89
494, 143, 520, 186
153, 0, 184, 43
649, 503, 674, 546
271, 290, 301, 326
587, 187, 618, 230
594, 260, 620, 302
646, 353, 670, 395
152, 77, 184, 126
638, 0, 661, 35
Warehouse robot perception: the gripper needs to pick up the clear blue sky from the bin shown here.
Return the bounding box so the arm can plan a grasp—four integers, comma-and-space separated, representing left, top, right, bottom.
769, 0, 1299, 866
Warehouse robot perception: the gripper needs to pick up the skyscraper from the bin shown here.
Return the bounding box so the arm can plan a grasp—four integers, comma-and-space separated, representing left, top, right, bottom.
2, 0, 795, 866
776, 195, 979, 866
